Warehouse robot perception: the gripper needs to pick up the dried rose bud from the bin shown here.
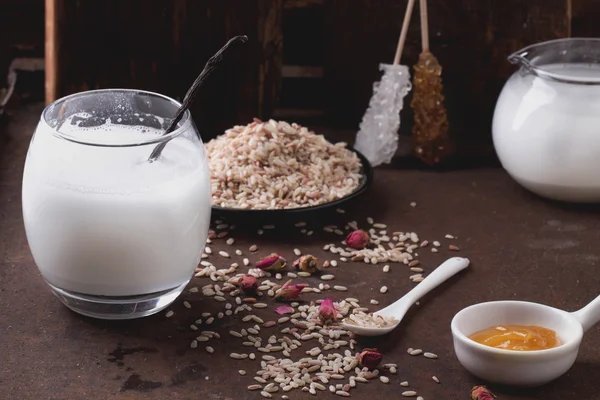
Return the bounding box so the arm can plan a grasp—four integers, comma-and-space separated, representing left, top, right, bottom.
345, 230, 370, 250
357, 348, 383, 370
293, 254, 320, 273
256, 253, 286, 271
319, 298, 338, 322
274, 280, 308, 301
471, 386, 496, 400
238, 275, 257, 295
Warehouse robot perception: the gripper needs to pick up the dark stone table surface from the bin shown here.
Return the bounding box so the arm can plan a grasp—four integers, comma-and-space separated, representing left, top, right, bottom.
2, 104, 600, 400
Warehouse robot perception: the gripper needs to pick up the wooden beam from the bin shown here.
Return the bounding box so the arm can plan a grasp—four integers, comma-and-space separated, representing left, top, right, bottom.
567, 0, 572, 37
257, 0, 283, 119
44, 0, 61, 104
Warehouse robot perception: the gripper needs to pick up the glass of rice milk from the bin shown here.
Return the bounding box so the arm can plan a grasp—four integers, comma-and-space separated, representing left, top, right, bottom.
22, 89, 211, 319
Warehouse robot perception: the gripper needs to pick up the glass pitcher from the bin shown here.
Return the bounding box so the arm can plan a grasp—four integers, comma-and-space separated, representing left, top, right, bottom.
22, 89, 211, 319
492, 38, 600, 202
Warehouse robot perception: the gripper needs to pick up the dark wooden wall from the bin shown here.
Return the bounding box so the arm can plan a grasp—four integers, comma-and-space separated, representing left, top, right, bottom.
44, 0, 281, 138
0, 0, 44, 65
323, 0, 571, 156
0, 0, 45, 104
3, 0, 600, 157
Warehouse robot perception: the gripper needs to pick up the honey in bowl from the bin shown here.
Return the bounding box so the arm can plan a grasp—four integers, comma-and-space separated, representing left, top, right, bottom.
468, 325, 561, 351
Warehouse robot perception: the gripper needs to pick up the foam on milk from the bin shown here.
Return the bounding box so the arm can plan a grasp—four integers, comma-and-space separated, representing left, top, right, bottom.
22, 114, 211, 296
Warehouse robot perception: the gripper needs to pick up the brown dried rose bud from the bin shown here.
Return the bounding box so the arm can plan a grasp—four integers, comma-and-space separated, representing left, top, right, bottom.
345, 230, 370, 250
471, 386, 496, 400
293, 254, 320, 273
319, 298, 338, 322
256, 253, 286, 271
357, 348, 383, 370
238, 275, 257, 295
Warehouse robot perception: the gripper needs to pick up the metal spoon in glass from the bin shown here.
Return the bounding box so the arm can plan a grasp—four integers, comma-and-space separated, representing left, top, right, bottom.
342, 257, 470, 336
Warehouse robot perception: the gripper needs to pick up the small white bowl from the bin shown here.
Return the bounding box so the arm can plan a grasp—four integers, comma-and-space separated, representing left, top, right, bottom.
451, 300, 585, 387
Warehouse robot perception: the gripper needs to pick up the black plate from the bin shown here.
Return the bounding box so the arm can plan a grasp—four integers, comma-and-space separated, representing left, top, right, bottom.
211, 142, 373, 218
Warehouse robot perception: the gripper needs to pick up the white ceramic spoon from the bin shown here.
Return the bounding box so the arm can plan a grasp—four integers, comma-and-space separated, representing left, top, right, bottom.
451, 294, 600, 387
342, 257, 470, 336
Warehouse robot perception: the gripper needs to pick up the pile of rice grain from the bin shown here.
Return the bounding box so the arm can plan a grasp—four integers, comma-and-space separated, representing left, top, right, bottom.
206, 119, 363, 210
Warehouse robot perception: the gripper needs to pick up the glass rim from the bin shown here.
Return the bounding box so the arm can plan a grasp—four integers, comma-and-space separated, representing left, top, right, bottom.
41, 88, 191, 147
509, 38, 600, 85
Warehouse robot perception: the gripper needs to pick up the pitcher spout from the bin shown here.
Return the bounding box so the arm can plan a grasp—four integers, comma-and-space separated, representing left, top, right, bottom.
508, 51, 529, 67
507, 42, 541, 71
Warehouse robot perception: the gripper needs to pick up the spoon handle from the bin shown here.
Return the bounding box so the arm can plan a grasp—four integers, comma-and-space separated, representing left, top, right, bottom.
572, 294, 600, 332
378, 257, 470, 317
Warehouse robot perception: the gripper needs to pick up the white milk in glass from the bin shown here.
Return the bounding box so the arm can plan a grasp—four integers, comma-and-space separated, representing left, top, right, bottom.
22, 114, 211, 297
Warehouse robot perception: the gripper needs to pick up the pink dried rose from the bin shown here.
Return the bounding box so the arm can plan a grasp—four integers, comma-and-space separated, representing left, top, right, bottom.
275, 305, 294, 315
345, 230, 370, 250
318, 298, 338, 322
471, 386, 496, 400
274, 280, 308, 301
293, 254, 320, 273
357, 348, 383, 370
256, 253, 286, 271
238, 275, 257, 295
